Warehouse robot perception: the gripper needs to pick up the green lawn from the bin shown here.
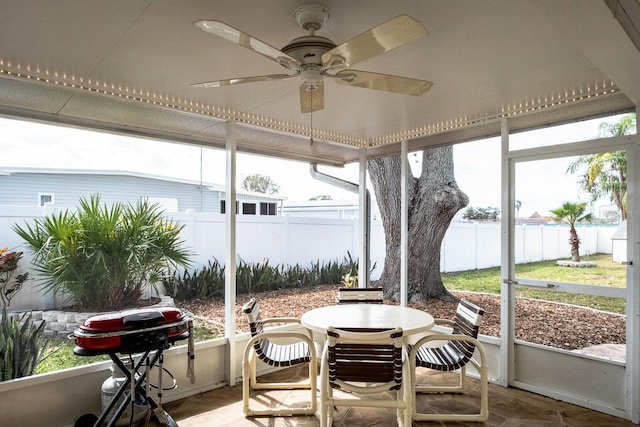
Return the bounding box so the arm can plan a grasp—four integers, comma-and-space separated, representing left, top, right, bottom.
442, 253, 626, 314
35, 325, 219, 375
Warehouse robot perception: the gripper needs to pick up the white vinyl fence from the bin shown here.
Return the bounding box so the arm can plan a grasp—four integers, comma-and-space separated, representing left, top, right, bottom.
0, 206, 616, 311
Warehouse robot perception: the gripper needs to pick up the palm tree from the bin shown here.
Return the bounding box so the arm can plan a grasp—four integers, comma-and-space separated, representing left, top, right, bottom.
567, 114, 636, 221
550, 202, 593, 262
515, 200, 522, 219
13, 195, 193, 310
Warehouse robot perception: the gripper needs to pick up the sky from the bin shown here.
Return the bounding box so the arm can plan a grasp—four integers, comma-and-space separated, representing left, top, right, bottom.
0, 113, 629, 219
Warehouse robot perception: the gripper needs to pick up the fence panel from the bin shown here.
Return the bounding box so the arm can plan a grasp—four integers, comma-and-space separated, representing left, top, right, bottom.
0, 207, 616, 311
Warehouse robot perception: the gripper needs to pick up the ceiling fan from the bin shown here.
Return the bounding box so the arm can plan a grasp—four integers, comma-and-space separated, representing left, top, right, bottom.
192, 4, 433, 113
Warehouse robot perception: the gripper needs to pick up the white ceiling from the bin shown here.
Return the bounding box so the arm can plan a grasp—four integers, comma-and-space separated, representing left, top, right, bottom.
0, 0, 638, 166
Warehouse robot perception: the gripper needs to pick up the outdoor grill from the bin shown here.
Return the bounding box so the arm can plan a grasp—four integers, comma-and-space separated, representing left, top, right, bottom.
72, 307, 195, 427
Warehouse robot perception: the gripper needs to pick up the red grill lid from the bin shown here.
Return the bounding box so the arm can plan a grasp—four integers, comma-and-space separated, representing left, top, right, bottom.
79, 307, 185, 333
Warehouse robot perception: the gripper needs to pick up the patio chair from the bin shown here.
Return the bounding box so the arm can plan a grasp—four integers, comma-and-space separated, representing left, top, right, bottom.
319, 326, 411, 427
241, 298, 317, 417
336, 287, 384, 304
409, 299, 488, 422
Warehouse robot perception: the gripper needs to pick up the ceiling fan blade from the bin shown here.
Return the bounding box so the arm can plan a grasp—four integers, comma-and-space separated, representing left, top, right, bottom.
194, 20, 300, 68
334, 70, 432, 96
321, 15, 427, 67
191, 73, 297, 88
300, 83, 325, 113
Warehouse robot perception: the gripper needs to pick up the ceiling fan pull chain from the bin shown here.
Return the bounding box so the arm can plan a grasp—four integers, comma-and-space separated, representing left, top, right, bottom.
310, 90, 314, 146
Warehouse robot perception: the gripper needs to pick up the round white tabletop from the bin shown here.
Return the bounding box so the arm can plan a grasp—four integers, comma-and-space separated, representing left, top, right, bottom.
301, 304, 434, 337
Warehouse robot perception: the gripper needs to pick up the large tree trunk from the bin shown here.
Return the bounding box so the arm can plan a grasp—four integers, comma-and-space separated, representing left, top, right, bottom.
369, 146, 469, 304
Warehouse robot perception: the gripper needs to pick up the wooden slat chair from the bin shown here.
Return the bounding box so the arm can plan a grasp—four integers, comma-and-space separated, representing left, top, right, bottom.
241, 298, 317, 417
409, 299, 488, 422
319, 326, 411, 427
336, 287, 384, 304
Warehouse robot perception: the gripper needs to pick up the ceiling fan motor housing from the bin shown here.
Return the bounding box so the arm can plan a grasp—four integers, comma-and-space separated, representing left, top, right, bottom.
281, 35, 336, 66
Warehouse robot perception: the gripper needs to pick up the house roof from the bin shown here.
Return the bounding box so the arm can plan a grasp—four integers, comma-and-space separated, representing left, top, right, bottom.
0, 167, 286, 200
0, 1, 638, 166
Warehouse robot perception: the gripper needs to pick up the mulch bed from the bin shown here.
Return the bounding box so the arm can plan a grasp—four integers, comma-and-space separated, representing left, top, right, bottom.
176, 284, 626, 351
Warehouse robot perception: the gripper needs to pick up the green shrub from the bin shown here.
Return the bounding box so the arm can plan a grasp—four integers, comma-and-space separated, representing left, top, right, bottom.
0, 309, 49, 381
13, 195, 193, 311
168, 253, 361, 301
166, 259, 225, 300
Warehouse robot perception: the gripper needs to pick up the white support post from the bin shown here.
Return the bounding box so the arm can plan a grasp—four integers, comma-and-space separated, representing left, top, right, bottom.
499, 118, 514, 387
224, 120, 237, 386
358, 148, 370, 288
400, 139, 408, 307
626, 106, 640, 424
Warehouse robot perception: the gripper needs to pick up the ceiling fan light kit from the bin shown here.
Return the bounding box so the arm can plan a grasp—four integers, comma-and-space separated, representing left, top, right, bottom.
192, 4, 432, 113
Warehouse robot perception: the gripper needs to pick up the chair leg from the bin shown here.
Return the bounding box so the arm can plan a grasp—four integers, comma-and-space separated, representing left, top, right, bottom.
479, 362, 489, 421
242, 347, 318, 416
241, 352, 254, 416
319, 353, 330, 427
400, 355, 412, 427
413, 362, 489, 422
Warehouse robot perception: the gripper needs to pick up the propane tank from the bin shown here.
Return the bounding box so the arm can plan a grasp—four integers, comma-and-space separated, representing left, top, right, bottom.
101, 359, 149, 426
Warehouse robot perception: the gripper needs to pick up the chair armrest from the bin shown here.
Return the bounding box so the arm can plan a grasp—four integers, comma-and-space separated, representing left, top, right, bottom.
253, 320, 312, 341
261, 317, 302, 326
433, 318, 455, 327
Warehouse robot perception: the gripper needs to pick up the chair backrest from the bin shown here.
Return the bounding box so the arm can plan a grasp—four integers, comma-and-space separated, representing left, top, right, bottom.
453, 299, 485, 339
242, 298, 269, 360
337, 287, 384, 304
326, 327, 404, 391
241, 297, 311, 366
413, 300, 485, 372
448, 299, 484, 366
242, 297, 264, 337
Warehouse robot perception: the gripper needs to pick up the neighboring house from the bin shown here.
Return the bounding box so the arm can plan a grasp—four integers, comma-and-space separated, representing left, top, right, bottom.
0, 167, 285, 215
516, 211, 547, 225
282, 199, 384, 220
282, 199, 359, 219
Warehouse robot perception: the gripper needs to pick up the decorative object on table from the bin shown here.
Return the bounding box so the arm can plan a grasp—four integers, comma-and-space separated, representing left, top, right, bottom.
241, 297, 317, 417
340, 268, 358, 288
409, 299, 488, 422
319, 326, 410, 427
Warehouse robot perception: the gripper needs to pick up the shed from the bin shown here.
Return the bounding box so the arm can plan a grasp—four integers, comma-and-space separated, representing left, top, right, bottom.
612, 220, 627, 264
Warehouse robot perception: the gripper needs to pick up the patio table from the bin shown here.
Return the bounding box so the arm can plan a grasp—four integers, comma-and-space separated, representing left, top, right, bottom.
300, 303, 435, 344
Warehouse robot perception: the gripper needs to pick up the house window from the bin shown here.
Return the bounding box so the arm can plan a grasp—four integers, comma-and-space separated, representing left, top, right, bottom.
38, 193, 54, 206
260, 202, 277, 216
220, 200, 239, 214
242, 202, 256, 215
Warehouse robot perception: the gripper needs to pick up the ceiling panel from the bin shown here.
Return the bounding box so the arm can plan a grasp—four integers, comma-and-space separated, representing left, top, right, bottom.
0, 0, 637, 165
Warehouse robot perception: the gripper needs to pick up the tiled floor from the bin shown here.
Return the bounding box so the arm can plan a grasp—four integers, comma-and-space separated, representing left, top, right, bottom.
148, 366, 637, 426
